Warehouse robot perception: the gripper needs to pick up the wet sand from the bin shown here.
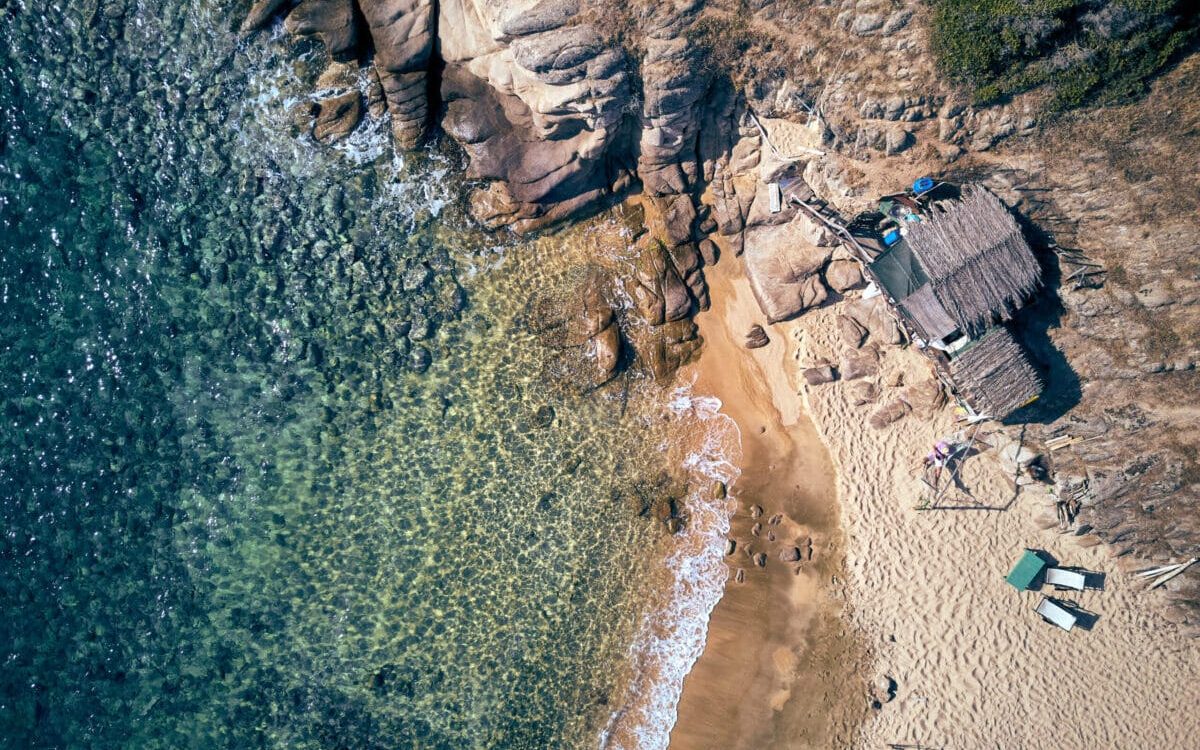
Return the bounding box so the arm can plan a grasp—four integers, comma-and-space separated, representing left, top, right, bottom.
668, 252, 867, 749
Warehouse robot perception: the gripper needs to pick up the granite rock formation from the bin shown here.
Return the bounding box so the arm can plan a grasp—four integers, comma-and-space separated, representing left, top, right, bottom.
245, 0, 1200, 627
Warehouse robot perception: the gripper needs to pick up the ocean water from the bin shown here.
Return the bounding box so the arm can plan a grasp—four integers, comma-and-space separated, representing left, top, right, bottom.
0, 2, 737, 749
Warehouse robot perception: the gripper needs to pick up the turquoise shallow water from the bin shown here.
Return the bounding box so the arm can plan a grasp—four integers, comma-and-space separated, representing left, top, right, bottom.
0, 3, 738, 748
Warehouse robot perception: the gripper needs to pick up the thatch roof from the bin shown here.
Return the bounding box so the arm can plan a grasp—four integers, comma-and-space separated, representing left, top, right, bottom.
906, 186, 1041, 337
950, 327, 1042, 418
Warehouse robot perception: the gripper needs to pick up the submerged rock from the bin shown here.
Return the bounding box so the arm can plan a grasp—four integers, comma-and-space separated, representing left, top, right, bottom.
407, 346, 431, 373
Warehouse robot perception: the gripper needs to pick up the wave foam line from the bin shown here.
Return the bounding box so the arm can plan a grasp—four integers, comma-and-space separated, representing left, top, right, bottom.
598, 384, 742, 750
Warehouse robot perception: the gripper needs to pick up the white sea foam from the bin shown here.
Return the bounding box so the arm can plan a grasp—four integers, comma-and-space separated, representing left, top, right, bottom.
598, 382, 742, 750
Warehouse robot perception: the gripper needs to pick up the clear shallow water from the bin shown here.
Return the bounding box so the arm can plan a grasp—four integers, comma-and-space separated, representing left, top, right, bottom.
0, 2, 736, 749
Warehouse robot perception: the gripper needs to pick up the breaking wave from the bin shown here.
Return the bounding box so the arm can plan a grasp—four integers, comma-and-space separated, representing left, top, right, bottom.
599, 383, 742, 750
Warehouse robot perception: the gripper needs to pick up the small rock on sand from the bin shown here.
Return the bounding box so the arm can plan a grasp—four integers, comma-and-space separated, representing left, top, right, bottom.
838, 315, 868, 348
751, 522, 762, 536
753, 552, 768, 568
725, 538, 737, 555
841, 348, 880, 381
804, 365, 838, 385
735, 568, 745, 584
768, 513, 783, 526
780, 546, 802, 562
851, 380, 880, 406
745, 324, 770, 349
869, 399, 911, 429
749, 504, 763, 518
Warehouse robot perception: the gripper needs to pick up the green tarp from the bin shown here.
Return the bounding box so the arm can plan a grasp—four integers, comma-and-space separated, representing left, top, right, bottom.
1006, 549, 1047, 590
868, 239, 929, 300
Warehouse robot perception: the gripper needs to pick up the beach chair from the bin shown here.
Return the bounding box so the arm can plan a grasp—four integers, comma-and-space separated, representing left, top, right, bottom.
1044, 568, 1086, 591
1036, 597, 1077, 631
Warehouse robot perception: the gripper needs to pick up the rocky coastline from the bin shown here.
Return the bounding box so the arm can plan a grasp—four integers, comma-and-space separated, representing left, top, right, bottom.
241, 0, 1200, 745
245, 0, 1199, 630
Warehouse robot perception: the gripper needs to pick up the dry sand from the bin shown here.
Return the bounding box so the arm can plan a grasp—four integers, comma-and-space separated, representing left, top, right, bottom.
669, 257, 867, 750
793, 301, 1200, 749
669, 250, 1200, 749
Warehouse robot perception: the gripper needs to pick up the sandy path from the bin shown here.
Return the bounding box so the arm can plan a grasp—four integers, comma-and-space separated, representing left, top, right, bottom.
793, 303, 1200, 749
668, 256, 867, 750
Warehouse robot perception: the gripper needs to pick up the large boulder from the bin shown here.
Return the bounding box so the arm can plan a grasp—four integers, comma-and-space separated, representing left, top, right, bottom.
439, 1, 634, 232
848, 296, 903, 345
243, 0, 435, 147
634, 1, 715, 196
825, 259, 864, 293
743, 214, 833, 323
360, 0, 436, 149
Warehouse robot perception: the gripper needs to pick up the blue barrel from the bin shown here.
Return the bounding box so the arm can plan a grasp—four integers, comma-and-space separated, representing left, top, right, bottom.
913, 176, 935, 194
883, 228, 901, 246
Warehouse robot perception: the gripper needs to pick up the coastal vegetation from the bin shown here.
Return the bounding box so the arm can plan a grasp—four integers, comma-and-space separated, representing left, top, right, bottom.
928, 0, 1199, 110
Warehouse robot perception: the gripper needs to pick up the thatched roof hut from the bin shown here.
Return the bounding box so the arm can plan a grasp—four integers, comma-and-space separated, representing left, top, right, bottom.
905, 186, 1041, 337
949, 327, 1042, 417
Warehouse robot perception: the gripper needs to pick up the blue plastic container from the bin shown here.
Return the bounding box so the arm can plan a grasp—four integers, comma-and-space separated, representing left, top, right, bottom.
912, 176, 935, 194
883, 229, 901, 246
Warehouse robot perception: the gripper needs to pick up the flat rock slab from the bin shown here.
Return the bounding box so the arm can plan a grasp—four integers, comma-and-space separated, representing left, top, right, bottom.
743, 219, 832, 323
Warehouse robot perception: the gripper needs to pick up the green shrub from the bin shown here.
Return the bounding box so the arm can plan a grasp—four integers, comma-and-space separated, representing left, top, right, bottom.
928, 0, 1199, 111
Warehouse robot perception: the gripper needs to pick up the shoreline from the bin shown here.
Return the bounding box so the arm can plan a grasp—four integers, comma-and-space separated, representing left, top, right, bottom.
667, 250, 867, 749
662, 236, 1200, 749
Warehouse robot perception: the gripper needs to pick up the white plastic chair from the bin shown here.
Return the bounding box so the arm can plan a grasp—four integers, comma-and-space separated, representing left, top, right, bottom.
1036, 597, 1077, 631
1045, 568, 1086, 591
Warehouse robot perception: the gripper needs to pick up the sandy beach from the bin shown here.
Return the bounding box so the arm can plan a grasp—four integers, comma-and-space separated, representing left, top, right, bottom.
669, 253, 867, 749
671, 249, 1200, 749
795, 299, 1200, 748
